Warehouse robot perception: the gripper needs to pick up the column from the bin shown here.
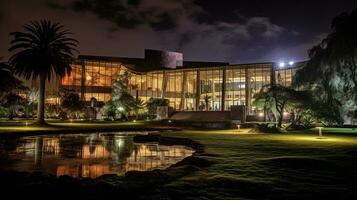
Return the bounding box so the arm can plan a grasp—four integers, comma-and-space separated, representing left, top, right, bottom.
161, 71, 168, 98
195, 70, 201, 111
245, 67, 251, 115
221, 68, 226, 111
81, 61, 86, 101
179, 71, 187, 111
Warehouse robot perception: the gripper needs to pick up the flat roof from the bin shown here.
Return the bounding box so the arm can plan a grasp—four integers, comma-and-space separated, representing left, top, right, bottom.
77, 54, 306, 73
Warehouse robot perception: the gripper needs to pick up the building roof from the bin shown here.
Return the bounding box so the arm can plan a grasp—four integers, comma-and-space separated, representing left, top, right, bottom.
78, 54, 229, 72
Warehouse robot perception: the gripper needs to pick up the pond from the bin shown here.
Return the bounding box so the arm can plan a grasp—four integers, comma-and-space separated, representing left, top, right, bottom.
0, 133, 195, 178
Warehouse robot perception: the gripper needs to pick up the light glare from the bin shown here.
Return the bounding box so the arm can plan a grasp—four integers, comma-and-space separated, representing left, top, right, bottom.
279, 62, 285, 68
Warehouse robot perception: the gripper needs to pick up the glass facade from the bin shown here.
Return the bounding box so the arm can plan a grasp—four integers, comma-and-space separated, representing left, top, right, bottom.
61, 59, 298, 114
275, 67, 298, 86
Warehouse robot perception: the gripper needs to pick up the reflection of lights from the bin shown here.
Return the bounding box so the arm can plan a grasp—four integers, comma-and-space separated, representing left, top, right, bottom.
116, 138, 124, 149
258, 113, 264, 117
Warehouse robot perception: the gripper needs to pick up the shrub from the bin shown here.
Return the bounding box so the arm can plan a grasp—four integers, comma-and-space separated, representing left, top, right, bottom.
146, 98, 169, 115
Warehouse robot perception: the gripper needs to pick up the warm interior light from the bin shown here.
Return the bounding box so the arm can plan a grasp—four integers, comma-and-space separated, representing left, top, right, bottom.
259, 112, 264, 117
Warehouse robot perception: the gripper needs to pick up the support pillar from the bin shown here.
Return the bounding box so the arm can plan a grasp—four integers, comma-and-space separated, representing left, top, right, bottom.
161, 71, 168, 98
179, 71, 187, 111
221, 68, 226, 111
195, 70, 201, 111
245, 67, 251, 115
81, 61, 86, 101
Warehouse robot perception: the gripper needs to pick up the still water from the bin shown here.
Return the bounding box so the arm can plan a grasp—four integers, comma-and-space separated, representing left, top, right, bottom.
0, 133, 194, 178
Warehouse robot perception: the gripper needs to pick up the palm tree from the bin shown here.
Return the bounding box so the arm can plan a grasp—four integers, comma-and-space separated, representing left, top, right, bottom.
133, 98, 145, 119
9, 20, 78, 125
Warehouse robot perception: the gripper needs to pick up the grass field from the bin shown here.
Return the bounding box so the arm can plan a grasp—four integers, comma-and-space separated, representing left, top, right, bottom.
148, 129, 357, 199
0, 121, 357, 199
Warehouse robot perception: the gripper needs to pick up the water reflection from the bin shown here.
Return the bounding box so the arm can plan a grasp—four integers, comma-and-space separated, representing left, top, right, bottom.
0, 133, 194, 178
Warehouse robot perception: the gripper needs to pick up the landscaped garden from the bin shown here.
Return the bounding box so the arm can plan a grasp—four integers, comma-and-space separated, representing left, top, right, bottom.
0, 7, 357, 200
1, 125, 357, 199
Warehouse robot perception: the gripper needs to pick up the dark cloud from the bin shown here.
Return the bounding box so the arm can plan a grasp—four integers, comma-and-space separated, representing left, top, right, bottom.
1, 0, 357, 64
67, 0, 190, 31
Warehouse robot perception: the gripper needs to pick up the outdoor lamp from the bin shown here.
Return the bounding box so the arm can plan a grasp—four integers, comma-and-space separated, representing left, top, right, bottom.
317, 126, 323, 137
279, 62, 285, 68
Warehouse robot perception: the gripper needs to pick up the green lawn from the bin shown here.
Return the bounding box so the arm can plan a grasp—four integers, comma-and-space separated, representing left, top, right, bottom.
0, 119, 163, 134
151, 129, 357, 199
1, 121, 357, 199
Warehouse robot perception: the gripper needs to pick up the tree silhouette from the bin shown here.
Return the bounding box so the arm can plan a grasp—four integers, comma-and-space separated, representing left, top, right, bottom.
9, 20, 78, 125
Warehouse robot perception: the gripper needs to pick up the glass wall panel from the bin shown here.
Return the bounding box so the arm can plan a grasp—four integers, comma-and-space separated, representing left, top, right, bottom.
198, 69, 222, 111
62, 64, 82, 86
183, 71, 196, 111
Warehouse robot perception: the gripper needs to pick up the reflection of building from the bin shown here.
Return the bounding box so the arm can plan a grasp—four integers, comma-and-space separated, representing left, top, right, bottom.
51, 49, 305, 115
5, 134, 194, 179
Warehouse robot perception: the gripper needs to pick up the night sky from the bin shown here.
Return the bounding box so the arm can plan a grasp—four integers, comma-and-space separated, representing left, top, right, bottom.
1, 0, 357, 64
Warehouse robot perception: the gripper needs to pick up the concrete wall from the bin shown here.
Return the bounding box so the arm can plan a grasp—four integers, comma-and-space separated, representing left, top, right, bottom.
170, 111, 231, 121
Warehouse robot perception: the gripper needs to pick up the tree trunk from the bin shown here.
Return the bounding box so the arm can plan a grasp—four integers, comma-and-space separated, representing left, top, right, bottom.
277, 112, 283, 128
36, 74, 46, 125
8, 107, 14, 120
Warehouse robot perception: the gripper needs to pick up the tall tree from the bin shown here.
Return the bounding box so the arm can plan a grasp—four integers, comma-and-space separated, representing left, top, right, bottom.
322, 10, 357, 101
294, 10, 357, 122
9, 20, 78, 125
253, 85, 312, 128
111, 71, 135, 118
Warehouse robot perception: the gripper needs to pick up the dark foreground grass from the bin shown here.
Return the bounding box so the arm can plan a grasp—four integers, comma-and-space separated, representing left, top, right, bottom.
156, 130, 357, 200
0, 126, 357, 199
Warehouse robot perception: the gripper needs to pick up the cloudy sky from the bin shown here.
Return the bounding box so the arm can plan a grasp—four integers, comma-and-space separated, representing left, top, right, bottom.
1, 0, 357, 64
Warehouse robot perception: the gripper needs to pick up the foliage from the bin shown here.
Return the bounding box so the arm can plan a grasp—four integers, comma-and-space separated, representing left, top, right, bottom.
293, 10, 357, 123
146, 98, 169, 115
3, 93, 26, 120
9, 20, 78, 124
60, 91, 84, 119
0, 106, 8, 118
253, 84, 312, 128
310, 100, 344, 126
103, 100, 117, 120
133, 98, 146, 119
0, 60, 26, 98
111, 71, 135, 116
255, 123, 284, 133
46, 104, 60, 119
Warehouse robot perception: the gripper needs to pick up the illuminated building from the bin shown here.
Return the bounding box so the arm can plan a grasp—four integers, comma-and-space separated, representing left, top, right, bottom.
53, 49, 305, 115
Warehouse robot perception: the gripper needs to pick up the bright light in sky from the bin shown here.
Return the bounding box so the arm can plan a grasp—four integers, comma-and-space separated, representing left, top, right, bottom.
279, 62, 285, 68
289, 61, 294, 66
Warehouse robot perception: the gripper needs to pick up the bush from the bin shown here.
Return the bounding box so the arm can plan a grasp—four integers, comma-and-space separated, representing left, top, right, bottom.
253, 123, 284, 133
0, 106, 8, 118
146, 98, 169, 115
